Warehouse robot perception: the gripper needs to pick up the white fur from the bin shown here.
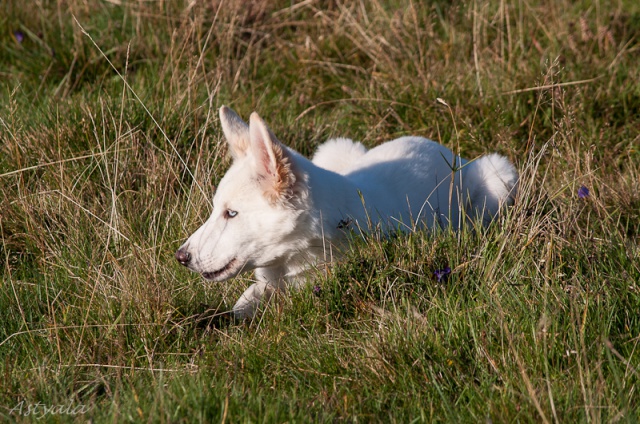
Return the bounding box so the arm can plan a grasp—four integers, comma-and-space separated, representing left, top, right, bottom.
176, 106, 518, 319
312, 137, 367, 174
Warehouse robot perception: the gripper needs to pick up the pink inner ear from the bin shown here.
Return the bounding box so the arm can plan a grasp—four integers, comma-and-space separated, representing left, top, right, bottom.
248, 112, 297, 203
255, 140, 277, 179
249, 114, 279, 179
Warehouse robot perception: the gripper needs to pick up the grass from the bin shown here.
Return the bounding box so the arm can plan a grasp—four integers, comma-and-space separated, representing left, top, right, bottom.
1, 0, 639, 422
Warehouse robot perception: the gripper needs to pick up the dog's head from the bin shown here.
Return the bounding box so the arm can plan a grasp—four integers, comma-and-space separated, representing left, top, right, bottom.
175, 106, 310, 281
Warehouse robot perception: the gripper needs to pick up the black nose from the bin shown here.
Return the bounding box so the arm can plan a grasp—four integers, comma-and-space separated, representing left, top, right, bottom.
175, 248, 191, 266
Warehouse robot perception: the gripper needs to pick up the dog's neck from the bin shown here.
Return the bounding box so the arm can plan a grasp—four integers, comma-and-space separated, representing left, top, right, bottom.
246, 151, 369, 285
290, 150, 370, 237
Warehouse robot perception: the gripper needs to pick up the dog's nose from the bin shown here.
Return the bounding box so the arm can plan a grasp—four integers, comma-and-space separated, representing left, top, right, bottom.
175, 248, 191, 266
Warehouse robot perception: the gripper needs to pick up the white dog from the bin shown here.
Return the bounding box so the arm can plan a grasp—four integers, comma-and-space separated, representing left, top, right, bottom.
176, 106, 518, 318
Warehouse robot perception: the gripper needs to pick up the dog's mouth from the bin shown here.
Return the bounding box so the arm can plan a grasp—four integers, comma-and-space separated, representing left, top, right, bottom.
201, 258, 239, 281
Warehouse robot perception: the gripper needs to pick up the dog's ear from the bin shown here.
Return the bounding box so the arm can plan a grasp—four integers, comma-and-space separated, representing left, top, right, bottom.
220, 106, 250, 159
249, 112, 297, 204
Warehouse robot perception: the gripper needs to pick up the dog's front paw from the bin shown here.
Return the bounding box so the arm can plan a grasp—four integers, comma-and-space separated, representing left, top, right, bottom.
232, 282, 274, 320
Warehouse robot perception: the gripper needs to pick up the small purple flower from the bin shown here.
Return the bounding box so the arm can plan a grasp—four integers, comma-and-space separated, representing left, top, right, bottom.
433, 266, 451, 283
578, 185, 590, 199
14, 31, 24, 44
312, 285, 322, 296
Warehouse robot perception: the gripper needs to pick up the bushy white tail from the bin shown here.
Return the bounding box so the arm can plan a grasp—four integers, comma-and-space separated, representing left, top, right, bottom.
464, 153, 518, 225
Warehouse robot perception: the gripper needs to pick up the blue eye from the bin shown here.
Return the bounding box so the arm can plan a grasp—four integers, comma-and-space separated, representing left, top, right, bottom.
225, 209, 238, 219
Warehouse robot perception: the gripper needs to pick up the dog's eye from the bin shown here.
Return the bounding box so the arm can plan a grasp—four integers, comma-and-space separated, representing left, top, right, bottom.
225, 209, 238, 219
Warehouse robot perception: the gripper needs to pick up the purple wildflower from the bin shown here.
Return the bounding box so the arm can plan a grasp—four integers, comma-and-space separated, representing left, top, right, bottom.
14, 31, 24, 44
312, 285, 322, 296
578, 185, 590, 199
433, 266, 451, 283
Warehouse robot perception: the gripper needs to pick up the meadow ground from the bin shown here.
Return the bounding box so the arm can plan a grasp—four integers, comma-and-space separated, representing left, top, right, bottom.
1, 0, 639, 422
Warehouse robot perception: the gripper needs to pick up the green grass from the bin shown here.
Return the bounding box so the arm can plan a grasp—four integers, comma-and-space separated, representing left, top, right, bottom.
1, 0, 639, 422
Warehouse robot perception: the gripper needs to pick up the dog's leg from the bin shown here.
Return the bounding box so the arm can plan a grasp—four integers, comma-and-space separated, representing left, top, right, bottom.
232, 266, 287, 319
232, 281, 275, 320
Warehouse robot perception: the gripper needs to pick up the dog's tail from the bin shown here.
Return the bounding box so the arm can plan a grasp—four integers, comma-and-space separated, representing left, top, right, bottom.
463, 153, 518, 226
312, 138, 367, 174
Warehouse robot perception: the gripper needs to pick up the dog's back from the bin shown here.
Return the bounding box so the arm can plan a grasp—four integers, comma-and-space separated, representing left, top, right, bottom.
312, 136, 517, 229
